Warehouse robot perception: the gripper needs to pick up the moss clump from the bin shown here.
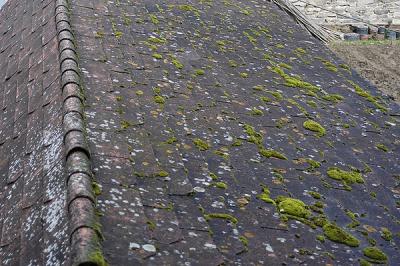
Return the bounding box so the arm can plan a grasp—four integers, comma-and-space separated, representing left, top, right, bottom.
323, 61, 338, 72
257, 186, 275, 204
121, 120, 131, 129
359, 258, 372, 266
149, 14, 159, 24
308, 191, 321, 199
279, 63, 292, 70
322, 223, 360, 247
327, 167, 364, 185
213, 182, 228, 189
148, 36, 166, 44
250, 107, 263, 116
154, 95, 165, 104
303, 120, 326, 137
346, 210, 360, 228
363, 247, 387, 262
136, 90, 144, 96
147, 220, 156, 231
277, 197, 310, 219
306, 158, 321, 170
259, 149, 287, 160
243, 124, 263, 146
316, 235, 325, 242
240, 72, 248, 78
204, 213, 238, 224
152, 53, 163, 59
267, 90, 283, 100
253, 85, 264, 91
380, 227, 392, 241
232, 139, 243, 147
193, 138, 210, 151
228, 60, 238, 67
88, 250, 108, 266
95, 31, 105, 39
195, 69, 205, 76
376, 144, 389, 152
165, 136, 177, 144
239, 235, 249, 247
272, 66, 320, 93
156, 170, 169, 177
322, 94, 344, 103
209, 172, 218, 180
348, 80, 387, 112
92, 182, 102, 196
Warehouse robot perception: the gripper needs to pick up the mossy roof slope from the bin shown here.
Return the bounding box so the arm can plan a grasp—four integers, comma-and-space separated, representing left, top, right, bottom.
68, 0, 400, 265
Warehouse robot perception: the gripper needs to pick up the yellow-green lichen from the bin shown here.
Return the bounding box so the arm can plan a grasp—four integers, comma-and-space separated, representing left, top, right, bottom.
323, 223, 360, 247
303, 120, 326, 137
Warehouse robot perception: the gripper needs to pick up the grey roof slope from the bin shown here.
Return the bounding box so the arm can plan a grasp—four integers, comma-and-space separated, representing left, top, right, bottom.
0, 0, 400, 265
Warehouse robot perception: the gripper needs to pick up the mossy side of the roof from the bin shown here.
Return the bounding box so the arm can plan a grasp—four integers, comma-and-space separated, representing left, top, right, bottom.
70, 0, 400, 265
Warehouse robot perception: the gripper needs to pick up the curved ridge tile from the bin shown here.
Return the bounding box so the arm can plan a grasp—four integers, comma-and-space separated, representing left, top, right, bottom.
55, 0, 106, 265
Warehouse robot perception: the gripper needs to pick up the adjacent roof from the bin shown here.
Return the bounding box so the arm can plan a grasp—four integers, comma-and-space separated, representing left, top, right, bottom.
0, 0, 69, 264
1, 0, 399, 265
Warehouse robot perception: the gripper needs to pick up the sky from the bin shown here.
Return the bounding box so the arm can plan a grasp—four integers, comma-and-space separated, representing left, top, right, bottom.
0, 0, 6, 8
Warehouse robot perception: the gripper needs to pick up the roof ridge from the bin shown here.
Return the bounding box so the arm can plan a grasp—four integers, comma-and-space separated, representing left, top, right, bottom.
55, 0, 106, 265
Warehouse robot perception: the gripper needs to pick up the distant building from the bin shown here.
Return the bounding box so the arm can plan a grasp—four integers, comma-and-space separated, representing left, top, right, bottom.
289, 0, 400, 25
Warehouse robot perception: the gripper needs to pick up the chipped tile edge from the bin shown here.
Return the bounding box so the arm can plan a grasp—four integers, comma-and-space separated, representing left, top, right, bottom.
55, 0, 106, 265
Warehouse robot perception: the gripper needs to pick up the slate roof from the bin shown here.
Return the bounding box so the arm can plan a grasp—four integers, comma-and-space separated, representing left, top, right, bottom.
0, 0, 399, 265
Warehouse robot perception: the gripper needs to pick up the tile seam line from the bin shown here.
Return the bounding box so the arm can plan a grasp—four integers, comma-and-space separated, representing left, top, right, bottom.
55, 0, 106, 265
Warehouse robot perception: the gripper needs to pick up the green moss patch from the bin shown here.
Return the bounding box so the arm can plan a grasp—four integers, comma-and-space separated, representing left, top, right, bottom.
327, 167, 364, 186
154, 95, 166, 104
259, 149, 287, 160
303, 120, 326, 137
193, 138, 210, 151
323, 223, 360, 247
363, 247, 387, 262
376, 143, 389, 152
277, 197, 310, 219
257, 186, 275, 204
348, 80, 387, 112
204, 213, 238, 224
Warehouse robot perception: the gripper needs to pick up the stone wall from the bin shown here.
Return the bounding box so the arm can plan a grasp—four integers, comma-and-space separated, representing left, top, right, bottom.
289, 0, 400, 25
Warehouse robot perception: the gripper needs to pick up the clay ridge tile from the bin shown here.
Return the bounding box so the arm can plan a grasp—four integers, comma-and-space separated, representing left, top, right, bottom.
55, 0, 105, 265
